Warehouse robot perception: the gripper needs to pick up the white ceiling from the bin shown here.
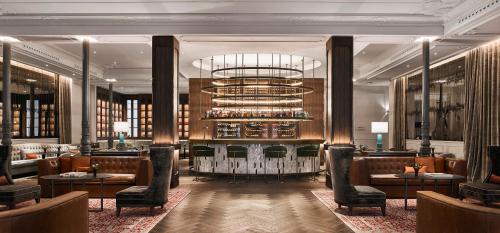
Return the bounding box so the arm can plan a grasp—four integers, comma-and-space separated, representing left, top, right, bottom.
0, 0, 499, 93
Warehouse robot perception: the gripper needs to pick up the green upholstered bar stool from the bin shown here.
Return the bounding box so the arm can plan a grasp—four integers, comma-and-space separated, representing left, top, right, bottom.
296, 144, 320, 181
192, 146, 215, 181
226, 146, 249, 183
263, 145, 287, 182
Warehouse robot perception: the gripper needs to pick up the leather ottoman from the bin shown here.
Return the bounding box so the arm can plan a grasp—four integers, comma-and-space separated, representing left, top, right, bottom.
0, 184, 41, 209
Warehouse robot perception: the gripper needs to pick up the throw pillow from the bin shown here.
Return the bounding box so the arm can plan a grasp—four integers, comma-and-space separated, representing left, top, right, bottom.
404, 166, 428, 174
25, 153, 39, 160
71, 156, 91, 172
58, 157, 72, 173
75, 167, 90, 172
490, 174, 500, 184
434, 157, 446, 173
415, 157, 435, 173
0, 176, 9, 185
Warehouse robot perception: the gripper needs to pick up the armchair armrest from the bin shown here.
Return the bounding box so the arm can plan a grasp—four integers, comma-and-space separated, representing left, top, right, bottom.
445, 158, 467, 177
37, 158, 59, 198
37, 158, 59, 177
135, 159, 153, 186
350, 158, 370, 185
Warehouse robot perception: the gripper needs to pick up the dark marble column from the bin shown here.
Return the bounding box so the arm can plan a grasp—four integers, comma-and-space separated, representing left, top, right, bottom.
325, 36, 354, 188
80, 40, 91, 155
420, 39, 431, 155
152, 36, 180, 188
1, 43, 13, 183
107, 83, 114, 149
326, 36, 354, 145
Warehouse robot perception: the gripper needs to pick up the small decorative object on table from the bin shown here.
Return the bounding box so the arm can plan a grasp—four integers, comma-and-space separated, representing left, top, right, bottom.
412, 163, 422, 176
41, 145, 49, 159
91, 163, 101, 177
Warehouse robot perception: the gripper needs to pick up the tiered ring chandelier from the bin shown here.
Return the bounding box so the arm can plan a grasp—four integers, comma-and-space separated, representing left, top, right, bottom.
197, 53, 318, 122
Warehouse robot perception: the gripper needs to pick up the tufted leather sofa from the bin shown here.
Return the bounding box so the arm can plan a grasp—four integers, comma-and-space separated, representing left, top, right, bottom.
37, 156, 153, 198
350, 156, 466, 198
12, 143, 77, 161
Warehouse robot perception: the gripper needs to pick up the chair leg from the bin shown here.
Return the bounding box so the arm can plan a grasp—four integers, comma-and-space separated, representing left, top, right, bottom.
116, 206, 121, 217
348, 206, 353, 216
381, 206, 386, 216
149, 206, 155, 216
337, 204, 341, 209
161, 204, 164, 209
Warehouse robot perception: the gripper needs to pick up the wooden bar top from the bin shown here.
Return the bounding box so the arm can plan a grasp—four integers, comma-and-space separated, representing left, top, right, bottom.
189, 139, 325, 145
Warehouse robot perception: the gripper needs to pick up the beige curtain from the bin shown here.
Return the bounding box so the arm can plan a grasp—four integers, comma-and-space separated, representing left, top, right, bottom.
464, 40, 500, 181
58, 76, 72, 144
392, 76, 407, 150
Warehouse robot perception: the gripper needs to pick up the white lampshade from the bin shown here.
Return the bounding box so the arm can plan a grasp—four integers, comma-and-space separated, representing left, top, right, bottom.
114, 121, 129, 133
371, 122, 388, 133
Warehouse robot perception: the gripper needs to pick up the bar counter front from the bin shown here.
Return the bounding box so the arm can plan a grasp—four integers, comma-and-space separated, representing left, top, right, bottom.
190, 139, 324, 175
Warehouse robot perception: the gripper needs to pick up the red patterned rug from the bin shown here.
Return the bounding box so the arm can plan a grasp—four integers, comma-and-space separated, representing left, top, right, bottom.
89, 188, 190, 233
312, 190, 416, 233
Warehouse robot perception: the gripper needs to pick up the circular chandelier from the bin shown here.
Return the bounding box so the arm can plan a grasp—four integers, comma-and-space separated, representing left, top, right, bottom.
198, 53, 317, 122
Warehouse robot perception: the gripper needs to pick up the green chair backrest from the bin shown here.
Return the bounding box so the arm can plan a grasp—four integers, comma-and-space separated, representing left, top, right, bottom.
297, 145, 320, 157
227, 146, 248, 158
192, 146, 215, 157
264, 146, 287, 158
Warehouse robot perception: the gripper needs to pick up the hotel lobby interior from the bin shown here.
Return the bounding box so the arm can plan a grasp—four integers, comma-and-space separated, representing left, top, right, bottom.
0, 1, 499, 233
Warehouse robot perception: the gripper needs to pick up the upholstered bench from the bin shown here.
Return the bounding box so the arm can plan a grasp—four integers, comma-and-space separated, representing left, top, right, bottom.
0, 185, 41, 209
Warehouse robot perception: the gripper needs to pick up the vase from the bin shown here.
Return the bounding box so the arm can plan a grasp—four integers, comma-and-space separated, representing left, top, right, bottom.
414, 168, 419, 177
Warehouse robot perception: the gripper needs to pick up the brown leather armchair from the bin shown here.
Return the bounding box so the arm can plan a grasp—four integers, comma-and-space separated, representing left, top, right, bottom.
0, 191, 89, 233
37, 156, 153, 198
417, 191, 500, 233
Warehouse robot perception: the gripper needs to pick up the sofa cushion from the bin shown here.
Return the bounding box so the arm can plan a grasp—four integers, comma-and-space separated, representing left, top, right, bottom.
58, 157, 72, 173
71, 156, 90, 172
490, 174, 500, 184
25, 154, 38, 160
75, 167, 90, 172
415, 157, 435, 173
370, 174, 451, 186
434, 157, 445, 173
90, 157, 140, 174
0, 176, 8, 186
404, 166, 428, 174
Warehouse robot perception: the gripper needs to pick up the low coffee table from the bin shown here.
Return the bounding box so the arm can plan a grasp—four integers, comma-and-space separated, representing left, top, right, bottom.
0, 184, 41, 209
396, 173, 465, 210
40, 174, 113, 212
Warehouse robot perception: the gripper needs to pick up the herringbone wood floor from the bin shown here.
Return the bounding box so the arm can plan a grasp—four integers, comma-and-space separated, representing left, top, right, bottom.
150, 161, 352, 233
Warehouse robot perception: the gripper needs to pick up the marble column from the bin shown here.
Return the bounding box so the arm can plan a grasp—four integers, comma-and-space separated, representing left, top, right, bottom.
80, 40, 91, 155
107, 83, 114, 149
420, 39, 431, 155
1, 43, 13, 183
152, 36, 180, 188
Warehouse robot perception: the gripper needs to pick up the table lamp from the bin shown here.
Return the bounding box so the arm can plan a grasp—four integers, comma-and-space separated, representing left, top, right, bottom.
371, 122, 388, 152
114, 121, 129, 150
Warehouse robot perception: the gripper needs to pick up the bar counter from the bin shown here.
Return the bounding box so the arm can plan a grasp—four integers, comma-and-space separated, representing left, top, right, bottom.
190, 139, 324, 175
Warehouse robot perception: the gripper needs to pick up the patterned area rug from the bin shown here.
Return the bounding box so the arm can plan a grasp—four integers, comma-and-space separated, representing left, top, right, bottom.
89, 188, 190, 233
312, 190, 416, 233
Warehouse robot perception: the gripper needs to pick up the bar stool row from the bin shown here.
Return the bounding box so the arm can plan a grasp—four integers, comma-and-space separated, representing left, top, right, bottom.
192, 144, 320, 182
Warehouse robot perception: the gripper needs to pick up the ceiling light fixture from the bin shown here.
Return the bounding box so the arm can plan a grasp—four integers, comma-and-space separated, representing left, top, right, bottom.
74, 36, 98, 43
0, 36, 20, 43
415, 36, 439, 43
105, 78, 117, 82
26, 79, 37, 82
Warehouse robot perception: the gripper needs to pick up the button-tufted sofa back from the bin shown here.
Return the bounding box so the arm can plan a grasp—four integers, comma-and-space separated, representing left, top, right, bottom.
12, 143, 75, 160
364, 157, 415, 174
90, 156, 141, 174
